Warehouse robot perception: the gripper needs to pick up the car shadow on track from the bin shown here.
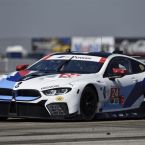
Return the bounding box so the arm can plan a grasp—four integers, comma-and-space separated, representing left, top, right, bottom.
3, 116, 145, 123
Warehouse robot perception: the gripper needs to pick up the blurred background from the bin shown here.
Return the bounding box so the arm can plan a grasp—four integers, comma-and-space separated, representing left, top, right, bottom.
0, 0, 145, 73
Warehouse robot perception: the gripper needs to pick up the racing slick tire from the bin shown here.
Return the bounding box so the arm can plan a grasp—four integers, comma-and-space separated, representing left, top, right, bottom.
80, 86, 98, 121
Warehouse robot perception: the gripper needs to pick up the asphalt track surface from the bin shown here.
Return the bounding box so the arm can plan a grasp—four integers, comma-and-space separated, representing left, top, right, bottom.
0, 118, 145, 145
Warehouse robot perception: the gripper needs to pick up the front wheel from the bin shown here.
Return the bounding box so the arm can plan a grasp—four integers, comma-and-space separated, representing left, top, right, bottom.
80, 86, 98, 121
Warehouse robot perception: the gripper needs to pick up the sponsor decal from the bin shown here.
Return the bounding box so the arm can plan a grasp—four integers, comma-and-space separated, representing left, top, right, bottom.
139, 64, 145, 71
59, 73, 80, 78
48, 55, 103, 62
55, 96, 64, 101
52, 55, 71, 59
110, 88, 125, 105
45, 74, 57, 78
120, 96, 125, 105
54, 55, 92, 60
56, 56, 69, 59
57, 56, 65, 58
73, 56, 91, 60
39, 75, 57, 80
41, 85, 60, 90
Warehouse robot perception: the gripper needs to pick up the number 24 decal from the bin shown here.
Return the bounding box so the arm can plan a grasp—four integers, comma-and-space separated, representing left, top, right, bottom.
110, 88, 125, 105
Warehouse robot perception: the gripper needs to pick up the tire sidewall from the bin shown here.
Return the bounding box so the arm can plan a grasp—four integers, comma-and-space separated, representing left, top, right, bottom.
80, 86, 98, 121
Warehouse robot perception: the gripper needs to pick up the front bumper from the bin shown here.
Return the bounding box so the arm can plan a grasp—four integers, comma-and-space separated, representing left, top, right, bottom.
0, 101, 71, 119
0, 87, 79, 119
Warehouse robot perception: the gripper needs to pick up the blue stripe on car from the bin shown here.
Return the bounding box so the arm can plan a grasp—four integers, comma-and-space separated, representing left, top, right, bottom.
16, 96, 38, 101
7, 72, 22, 82
103, 102, 122, 110
0, 79, 16, 89
123, 81, 143, 108
0, 95, 12, 100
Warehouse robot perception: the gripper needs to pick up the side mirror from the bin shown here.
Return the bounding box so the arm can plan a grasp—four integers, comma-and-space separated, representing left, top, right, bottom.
112, 68, 127, 77
16, 64, 29, 71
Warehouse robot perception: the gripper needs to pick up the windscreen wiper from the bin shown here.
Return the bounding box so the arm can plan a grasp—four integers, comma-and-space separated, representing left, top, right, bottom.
57, 56, 74, 72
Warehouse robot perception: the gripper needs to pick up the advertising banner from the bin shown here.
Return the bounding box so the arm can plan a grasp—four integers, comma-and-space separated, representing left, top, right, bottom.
71, 37, 115, 53
115, 37, 145, 56
32, 37, 71, 54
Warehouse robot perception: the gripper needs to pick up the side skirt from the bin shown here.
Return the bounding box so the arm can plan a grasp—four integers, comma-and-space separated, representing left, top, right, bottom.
96, 102, 145, 120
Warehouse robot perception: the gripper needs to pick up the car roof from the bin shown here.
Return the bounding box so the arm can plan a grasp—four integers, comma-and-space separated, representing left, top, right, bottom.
53, 52, 112, 58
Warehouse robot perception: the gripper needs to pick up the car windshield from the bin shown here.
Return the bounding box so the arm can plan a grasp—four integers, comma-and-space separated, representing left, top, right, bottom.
28, 59, 103, 74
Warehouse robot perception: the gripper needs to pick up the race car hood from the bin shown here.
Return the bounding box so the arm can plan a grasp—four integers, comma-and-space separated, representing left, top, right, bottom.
0, 70, 99, 90
17, 73, 86, 90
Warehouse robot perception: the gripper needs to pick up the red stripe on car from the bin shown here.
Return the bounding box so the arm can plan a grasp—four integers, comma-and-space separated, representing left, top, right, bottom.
19, 70, 30, 76
99, 57, 106, 63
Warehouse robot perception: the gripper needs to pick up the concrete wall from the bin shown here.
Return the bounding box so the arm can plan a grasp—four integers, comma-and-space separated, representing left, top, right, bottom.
0, 58, 36, 73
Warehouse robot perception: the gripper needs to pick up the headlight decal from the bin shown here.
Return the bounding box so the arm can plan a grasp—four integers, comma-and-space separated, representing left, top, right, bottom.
42, 88, 71, 96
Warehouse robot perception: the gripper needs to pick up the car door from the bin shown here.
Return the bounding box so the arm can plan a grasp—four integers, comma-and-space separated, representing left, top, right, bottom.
123, 58, 145, 109
102, 56, 138, 112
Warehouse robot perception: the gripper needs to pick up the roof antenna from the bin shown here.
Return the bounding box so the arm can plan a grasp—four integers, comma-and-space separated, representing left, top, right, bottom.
112, 50, 123, 54
101, 37, 102, 52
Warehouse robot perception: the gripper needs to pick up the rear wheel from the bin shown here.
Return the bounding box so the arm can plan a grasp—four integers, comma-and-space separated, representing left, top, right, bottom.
80, 86, 98, 121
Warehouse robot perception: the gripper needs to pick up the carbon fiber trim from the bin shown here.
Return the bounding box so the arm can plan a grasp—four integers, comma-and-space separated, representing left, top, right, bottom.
0, 88, 13, 96
17, 100, 50, 118
46, 103, 69, 116
0, 102, 10, 116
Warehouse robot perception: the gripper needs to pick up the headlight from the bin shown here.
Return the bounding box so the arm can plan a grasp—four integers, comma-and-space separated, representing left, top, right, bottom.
42, 88, 71, 96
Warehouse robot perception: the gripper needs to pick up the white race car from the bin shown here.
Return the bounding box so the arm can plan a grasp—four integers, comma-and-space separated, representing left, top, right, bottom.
0, 51, 145, 120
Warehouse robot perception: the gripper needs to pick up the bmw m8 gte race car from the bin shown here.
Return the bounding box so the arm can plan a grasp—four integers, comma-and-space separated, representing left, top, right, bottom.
0, 51, 145, 120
